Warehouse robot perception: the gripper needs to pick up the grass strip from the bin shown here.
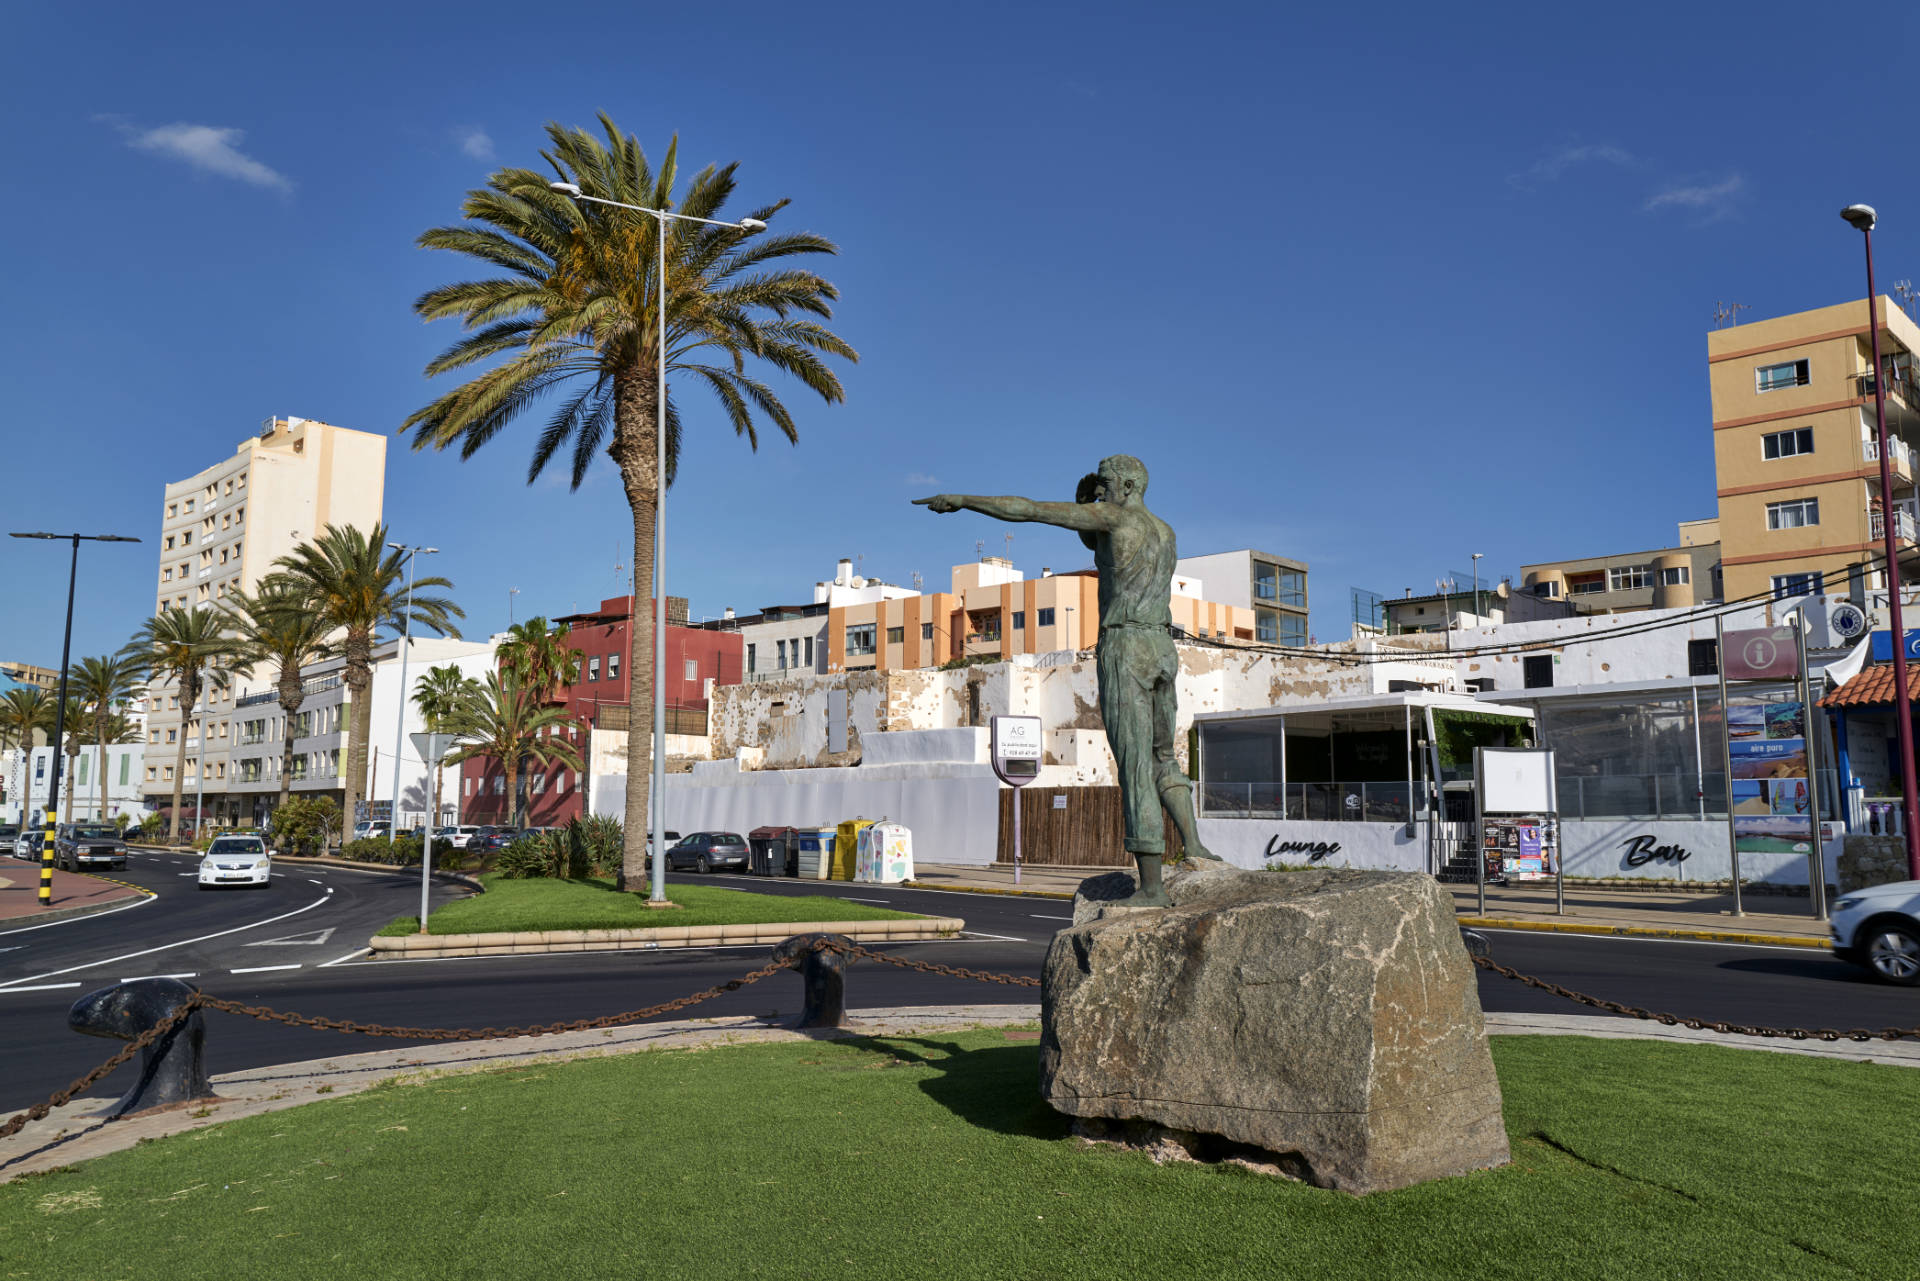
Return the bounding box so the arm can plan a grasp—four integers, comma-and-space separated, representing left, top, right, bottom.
378, 874, 927, 936
4, 1033, 1914, 1279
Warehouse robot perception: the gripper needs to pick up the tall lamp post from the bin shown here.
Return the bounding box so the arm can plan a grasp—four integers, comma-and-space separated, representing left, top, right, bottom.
1844, 204, 1920, 880
386, 544, 438, 844
9, 532, 141, 905
1471, 553, 1484, 626
549, 179, 766, 904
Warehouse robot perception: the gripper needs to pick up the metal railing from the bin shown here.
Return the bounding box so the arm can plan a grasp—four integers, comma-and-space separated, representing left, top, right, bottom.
1863, 436, 1918, 474
1198, 780, 1414, 823
1869, 506, 1917, 543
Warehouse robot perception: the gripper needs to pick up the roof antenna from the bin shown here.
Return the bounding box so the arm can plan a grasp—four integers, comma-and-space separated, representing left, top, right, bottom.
1004, 533, 1014, 562
1712, 301, 1750, 329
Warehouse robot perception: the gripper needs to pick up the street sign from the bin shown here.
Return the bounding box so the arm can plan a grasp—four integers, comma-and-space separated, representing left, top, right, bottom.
990, 715, 1044, 887
410, 732, 458, 766
1868, 629, 1920, 662
1723, 627, 1799, 680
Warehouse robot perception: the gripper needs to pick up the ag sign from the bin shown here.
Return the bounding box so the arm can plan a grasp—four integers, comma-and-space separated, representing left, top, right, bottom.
990, 715, 1043, 786
1723, 627, 1798, 680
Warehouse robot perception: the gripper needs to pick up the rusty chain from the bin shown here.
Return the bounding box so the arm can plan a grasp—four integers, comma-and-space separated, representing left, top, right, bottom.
831, 939, 1041, 987
1472, 955, 1920, 1043
0, 998, 203, 1141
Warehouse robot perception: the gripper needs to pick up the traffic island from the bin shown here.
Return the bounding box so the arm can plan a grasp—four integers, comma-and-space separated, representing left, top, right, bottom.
369, 915, 965, 959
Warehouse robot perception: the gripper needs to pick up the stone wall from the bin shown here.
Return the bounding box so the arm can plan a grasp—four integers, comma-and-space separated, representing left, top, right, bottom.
1838, 835, 1910, 893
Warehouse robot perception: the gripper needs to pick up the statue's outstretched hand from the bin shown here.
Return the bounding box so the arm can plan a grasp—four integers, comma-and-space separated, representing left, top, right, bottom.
914, 495, 963, 514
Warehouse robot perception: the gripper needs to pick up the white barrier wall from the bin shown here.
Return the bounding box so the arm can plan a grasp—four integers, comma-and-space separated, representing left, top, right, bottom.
1195, 819, 1431, 873
1559, 818, 1838, 886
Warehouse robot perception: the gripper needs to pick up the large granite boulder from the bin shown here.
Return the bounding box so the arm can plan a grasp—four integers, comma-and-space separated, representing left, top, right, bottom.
1040, 864, 1508, 1194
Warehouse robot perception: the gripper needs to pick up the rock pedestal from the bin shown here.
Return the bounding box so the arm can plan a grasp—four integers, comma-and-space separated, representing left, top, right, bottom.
1039, 865, 1509, 1194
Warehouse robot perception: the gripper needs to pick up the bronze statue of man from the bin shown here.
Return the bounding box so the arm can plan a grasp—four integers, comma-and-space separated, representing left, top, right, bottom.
916, 454, 1219, 907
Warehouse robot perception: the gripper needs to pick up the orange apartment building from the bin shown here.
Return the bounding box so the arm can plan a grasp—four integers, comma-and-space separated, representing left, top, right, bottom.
826, 557, 1257, 673
1708, 297, 1920, 602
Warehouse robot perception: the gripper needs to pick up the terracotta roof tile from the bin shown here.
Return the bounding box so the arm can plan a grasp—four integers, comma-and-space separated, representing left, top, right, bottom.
1821, 663, 1920, 708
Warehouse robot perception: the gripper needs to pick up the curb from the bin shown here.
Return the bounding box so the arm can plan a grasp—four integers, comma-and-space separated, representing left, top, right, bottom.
1458, 915, 1831, 950
903, 881, 1076, 901
367, 915, 968, 959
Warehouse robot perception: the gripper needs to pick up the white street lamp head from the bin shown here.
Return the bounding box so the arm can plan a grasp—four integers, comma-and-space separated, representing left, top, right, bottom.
1843, 204, 1878, 232
549, 181, 583, 198
738, 218, 767, 233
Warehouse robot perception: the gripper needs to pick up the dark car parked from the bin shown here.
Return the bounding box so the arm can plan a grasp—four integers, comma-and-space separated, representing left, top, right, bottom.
665, 832, 750, 874
55, 823, 128, 872
469, 827, 520, 854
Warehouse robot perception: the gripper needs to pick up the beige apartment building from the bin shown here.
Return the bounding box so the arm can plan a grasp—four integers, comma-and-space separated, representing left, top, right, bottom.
827, 558, 1257, 673
1520, 520, 1722, 615
1707, 297, 1920, 602
0, 661, 57, 690
143, 416, 386, 819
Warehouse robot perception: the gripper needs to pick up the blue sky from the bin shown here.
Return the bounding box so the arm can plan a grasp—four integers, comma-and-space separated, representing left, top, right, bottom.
4, 1, 1917, 666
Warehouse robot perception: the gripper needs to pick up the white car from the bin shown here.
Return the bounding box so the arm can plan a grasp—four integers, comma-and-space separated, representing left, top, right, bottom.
352, 821, 391, 842
198, 835, 273, 890
1830, 879, 1920, 985
435, 825, 482, 849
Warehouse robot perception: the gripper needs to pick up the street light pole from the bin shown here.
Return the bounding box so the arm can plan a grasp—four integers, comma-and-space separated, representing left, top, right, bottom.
1844, 204, 1920, 879
1471, 553, 1484, 626
9, 532, 140, 904
549, 181, 764, 904
386, 545, 436, 843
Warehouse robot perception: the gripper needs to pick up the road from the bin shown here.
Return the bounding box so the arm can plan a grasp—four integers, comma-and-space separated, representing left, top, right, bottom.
3, 866, 1916, 1112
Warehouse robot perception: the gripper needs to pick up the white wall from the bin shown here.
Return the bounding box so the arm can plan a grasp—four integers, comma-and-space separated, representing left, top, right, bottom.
1558, 818, 1838, 886
1196, 817, 1430, 873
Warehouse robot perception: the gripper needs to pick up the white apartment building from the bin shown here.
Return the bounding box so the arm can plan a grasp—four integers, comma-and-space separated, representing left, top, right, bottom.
143, 415, 387, 822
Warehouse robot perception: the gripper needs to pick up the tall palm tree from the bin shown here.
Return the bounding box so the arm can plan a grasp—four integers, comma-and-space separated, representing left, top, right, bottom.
127, 607, 236, 842
69, 654, 144, 826
223, 581, 335, 815
444, 670, 582, 829
498, 618, 582, 702
403, 115, 856, 888
414, 664, 479, 826
0, 687, 52, 824
272, 525, 462, 838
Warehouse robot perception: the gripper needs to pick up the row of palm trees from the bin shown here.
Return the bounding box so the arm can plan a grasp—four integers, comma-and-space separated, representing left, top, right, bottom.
0, 663, 143, 825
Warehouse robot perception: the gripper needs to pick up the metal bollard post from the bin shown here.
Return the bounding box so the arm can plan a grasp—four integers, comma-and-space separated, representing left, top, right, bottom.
773, 932, 856, 1029
39, 804, 55, 908
68, 978, 214, 1117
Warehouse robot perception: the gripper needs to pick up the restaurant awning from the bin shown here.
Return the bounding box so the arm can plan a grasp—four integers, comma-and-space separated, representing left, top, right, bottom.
1819, 663, 1920, 709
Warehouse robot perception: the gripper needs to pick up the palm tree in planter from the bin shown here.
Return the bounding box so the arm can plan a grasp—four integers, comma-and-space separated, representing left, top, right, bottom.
126, 607, 237, 843
70, 654, 145, 826
413, 663, 479, 828
0, 686, 51, 822
223, 581, 336, 818
403, 115, 856, 889
497, 617, 583, 821
272, 525, 462, 840
444, 670, 582, 829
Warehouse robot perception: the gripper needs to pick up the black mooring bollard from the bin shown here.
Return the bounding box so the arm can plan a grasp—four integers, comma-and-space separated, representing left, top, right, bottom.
68, 977, 213, 1118
1459, 928, 1492, 960
773, 932, 856, 1029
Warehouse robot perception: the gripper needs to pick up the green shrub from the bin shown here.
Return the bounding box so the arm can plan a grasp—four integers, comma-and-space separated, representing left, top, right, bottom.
342, 834, 423, 865
136, 813, 166, 841
494, 834, 559, 879
271, 795, 340, 858
572, 814, 625, 878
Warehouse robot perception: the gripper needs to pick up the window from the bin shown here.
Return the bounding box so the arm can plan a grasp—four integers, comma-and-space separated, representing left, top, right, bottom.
1532, 580, 1561, 598
493, 776, 505, 794
587, 656, 601, 681
164, 536, 174, 551
1253, 563, 1277, 600
608, 653, 619, 681
887, 626, 905, 644
746, 643, 756, 674
1766, 498, 1819, 530
1763, 428, 1814, 459
166, 728, 176, 744
181, 530, 192, 546
777, 639, 788, 669
1687, 639, 1718, 676
146, 766, 157, 782
804, 636, 815, 666
1566, 573, 1605, 595
532, 773, 546, 794
167, 503, 177, 518
1756, 359, 1810, 391
847, 623, 876, 656
920, 623, 933, 641
1037, 607, 1055, 627
1608, 565, 1651, 592
1256, 613, 1278, 642
1660, 566, 1691, 586
162, 568, 172, 582
1772, 572, 1824, 599
1523, 654, 1554, 688
1277, 570, 1306, 608
182, 499, 194, 513
684, 658, 698, 680
1011, 613, 1025, 631
1280, 615, 1307, 647
464, 778, 473, 796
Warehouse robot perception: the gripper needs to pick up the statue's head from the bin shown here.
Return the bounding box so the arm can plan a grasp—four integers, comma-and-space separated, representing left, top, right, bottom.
1097, 455, 1148, 507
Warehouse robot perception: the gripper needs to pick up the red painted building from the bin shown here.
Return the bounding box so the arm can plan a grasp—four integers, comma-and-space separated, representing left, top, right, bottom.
458, 596, 744, 827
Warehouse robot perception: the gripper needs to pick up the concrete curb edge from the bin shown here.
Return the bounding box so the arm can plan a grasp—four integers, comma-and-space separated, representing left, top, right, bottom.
1458, 914, 1831, 949
902, 881, 1075, 901
367, 915, 968, 959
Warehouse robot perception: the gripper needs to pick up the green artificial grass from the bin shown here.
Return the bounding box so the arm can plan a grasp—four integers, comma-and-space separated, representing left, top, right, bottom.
4, 1033, 1915, 1279
377, 874, 928, 936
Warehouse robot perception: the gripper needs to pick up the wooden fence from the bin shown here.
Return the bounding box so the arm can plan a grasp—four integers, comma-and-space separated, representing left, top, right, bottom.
996, 786, 1185, 866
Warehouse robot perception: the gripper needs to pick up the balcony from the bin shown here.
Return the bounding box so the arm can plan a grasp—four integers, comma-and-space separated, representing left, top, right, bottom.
1865, 435, 1918, 481
1870, 500, 1918, 543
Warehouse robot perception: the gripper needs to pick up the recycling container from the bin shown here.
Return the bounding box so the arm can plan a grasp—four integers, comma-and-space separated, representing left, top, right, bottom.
832, 819, 872, 882
748, 825, 798, 877
794, 827, 838, 880
855, 821, 914, 884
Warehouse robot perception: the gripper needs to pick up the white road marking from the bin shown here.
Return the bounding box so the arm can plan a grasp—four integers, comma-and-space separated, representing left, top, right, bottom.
245, 927, 335, 948
842, 897, 889, 903
0, 889, 334, 991
229, 964, 302, 974
1031, 914, 1073, 921
121, 972, 196, 982
1, 982, 83, 993
0, 946, 24, 954
308, 879, 324, 885
319, 948, 371, 967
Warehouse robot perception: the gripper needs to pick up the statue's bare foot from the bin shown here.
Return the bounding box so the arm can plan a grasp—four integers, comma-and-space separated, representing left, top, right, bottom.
1115, 884, 1173, 908
1178, 844, 1223, 864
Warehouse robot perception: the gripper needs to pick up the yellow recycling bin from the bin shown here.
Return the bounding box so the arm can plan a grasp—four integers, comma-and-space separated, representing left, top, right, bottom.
832, 818, 872, 881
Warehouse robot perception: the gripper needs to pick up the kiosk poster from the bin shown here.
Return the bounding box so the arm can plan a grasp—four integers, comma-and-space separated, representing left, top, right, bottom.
1728, 686, 1814, 856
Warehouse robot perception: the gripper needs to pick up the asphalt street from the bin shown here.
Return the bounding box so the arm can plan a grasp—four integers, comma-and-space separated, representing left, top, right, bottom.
4, 865, 1918, 1114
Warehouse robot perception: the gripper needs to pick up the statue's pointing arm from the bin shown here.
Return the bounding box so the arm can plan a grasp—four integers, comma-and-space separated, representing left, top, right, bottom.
913, 493, 1117, 534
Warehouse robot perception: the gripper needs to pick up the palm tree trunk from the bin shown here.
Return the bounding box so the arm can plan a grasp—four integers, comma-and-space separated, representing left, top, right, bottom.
63, 745, 79, 823
506, 757, 521, 829
168, 688, 193, 843
612, 371, 658, 893
341, 640, 373, 843
277, 676, 304, 815
94, 716, 107, 824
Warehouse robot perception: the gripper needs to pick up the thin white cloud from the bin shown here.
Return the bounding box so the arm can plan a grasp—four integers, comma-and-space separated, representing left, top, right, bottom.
119, 122, 292, 193
1509, 143, 1636, 189
905, 472, 941, 487
455, 127, 495, 162
1644, 174, 1745, 221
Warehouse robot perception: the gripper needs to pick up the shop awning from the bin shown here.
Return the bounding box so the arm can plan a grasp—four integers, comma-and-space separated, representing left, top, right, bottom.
1820, 663, 1920, 709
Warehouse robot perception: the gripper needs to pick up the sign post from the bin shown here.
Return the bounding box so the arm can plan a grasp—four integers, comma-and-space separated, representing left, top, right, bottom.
990, 716, 1043, 885
409, 732, 457, 933
1721, 623, 1822, 917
